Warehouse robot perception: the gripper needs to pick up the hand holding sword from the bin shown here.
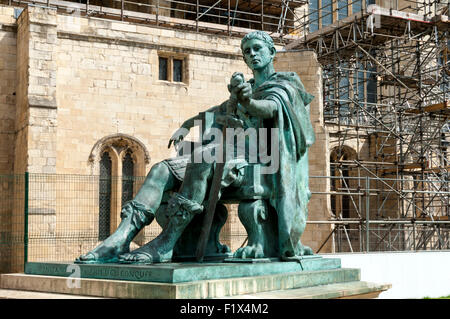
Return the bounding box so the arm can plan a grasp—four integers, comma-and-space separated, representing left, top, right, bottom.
195, 72, 246, 262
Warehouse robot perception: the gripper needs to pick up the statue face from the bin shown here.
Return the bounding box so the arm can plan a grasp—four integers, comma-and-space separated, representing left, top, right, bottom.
242, 38, 275, 71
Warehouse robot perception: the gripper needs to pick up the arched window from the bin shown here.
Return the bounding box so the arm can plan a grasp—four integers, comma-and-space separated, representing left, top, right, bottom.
90, 134, 150, 237
99, 151, 112, 241
121, 150, 135, 206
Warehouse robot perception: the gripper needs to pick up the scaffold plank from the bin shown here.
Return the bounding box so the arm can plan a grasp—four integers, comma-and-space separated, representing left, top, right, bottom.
405, 101, 450, 114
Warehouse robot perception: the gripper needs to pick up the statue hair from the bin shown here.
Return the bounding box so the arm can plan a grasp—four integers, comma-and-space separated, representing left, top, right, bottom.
241, 31, 275, 52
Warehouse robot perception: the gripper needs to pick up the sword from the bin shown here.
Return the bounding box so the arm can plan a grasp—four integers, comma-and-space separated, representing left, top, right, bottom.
195, 73, 244, 262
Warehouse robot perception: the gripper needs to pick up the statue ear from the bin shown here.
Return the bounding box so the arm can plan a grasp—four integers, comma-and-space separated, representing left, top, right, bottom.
270, 47, 276, 57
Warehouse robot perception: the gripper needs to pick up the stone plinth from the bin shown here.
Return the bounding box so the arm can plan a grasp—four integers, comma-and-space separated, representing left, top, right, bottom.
0, 257, 391, 299
25, 256, 340, 283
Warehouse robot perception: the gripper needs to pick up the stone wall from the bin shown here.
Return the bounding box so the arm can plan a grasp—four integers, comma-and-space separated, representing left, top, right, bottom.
53, 10, 252, 176
0, 6, 16, 175
0, 6, 23, 273
0, 6, 17, 272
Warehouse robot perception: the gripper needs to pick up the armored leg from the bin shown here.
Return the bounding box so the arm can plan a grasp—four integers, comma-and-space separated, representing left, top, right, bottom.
75, 161, 176, 264
118, 192, 203, 264
75, 200, 154, 263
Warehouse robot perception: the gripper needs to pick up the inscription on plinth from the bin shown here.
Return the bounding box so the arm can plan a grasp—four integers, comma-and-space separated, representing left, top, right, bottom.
25, 257, 342, 284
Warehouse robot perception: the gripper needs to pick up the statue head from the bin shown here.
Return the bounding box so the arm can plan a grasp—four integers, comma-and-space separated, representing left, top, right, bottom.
241, 31, 276, 71
241, 31, 275, 53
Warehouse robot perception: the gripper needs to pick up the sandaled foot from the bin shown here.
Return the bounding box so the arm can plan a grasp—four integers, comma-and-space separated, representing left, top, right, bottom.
76, 201, 155, 264
234, 243, 265, 259
118, 192, 201, 265
118, 251, 154, 264
75, 240, 130, 264
118, 240, 172, 264
75, 252, 101, 264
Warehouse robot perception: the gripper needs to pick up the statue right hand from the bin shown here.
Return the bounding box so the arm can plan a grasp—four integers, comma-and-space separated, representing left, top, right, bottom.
168, 127, 189, 149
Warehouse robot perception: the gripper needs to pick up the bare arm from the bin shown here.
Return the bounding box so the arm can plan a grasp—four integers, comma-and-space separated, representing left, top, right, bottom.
237, 83, 277, 119
245, 99, 277, 119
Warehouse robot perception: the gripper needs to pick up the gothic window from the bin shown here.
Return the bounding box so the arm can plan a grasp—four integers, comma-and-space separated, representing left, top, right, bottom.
309, 0, 374, 31
121, 151, 135, 206
91, 134, 150, 234
98, 151, 112, 241
338, 64, 350, 123
352, 0, 363, 14
322, 0, 333, 27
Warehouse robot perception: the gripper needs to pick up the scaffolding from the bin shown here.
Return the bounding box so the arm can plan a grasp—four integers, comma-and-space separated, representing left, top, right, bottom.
287, 0, 449, 252
1, 0, 449, 253
2, 0, 306, 43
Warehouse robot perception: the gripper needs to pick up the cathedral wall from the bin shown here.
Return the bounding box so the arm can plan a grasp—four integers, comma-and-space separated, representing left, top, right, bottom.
0, 6, 16, 175
54, 13, 253, 175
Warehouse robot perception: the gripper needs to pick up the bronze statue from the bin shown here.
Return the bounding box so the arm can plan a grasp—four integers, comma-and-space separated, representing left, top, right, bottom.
76, 31, 315, 264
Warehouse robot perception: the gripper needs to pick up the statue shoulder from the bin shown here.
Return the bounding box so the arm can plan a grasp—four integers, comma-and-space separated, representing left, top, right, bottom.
270, 72, 314, 105
271, 72, 303, 86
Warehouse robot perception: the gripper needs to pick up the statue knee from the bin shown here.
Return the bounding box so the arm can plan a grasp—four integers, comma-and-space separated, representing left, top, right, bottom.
185, 161, 214, 181
149, 162, 169, 178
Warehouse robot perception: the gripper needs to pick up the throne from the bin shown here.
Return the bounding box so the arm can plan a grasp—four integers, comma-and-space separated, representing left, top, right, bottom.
154, 111, 279, 261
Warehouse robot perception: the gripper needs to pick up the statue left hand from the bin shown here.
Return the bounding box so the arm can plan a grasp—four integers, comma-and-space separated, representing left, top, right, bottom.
168, 126, 189, 149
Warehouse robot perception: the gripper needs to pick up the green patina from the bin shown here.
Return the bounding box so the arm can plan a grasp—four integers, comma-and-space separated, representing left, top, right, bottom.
75, 31, 316, 267
27, 258, 345, 284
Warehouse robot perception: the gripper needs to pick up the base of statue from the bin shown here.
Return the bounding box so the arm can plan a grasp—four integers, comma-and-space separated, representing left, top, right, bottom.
0, 257, 391, 299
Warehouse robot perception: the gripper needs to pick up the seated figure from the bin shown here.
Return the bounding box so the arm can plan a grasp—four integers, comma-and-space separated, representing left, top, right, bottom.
76, 30, 315, 264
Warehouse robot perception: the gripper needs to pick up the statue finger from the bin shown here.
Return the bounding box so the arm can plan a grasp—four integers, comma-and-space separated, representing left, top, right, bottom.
239, 86, 250, 95
242, 89, 251, 97
236, 83, 246, 90
173, 139, 182, 151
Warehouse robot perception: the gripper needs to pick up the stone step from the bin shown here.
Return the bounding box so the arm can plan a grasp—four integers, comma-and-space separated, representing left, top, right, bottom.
0, 280, 390, 299
1, 267, 362, 299
222, 281, 392, 299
